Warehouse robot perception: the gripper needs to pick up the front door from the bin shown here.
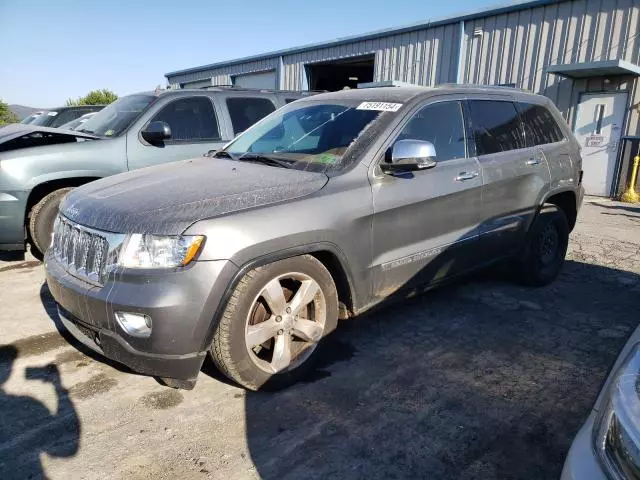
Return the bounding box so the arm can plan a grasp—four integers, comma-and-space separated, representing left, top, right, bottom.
573, 92, 627, 196
370, 99, 483, 299
127, 96, 226, 171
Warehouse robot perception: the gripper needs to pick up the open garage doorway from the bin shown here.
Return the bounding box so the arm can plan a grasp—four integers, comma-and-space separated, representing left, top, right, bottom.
306, 55, 375, 91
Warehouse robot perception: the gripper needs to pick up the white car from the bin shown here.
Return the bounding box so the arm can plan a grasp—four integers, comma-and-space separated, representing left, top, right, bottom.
58, 112, 98, 130
562, 323, 640, 479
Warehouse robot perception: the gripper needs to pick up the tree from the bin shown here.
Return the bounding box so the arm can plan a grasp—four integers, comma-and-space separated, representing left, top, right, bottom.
0, 98, 19, 125
66, 89, 118, 106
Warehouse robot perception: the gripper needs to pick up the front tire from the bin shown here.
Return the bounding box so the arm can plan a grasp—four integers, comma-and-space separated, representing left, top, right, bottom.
210, 255, 339, 391
28, 188, 73, 259
514, 204, 569, 287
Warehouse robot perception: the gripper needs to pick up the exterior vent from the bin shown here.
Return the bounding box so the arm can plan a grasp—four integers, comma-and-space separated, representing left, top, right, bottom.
473, 27, 484, 37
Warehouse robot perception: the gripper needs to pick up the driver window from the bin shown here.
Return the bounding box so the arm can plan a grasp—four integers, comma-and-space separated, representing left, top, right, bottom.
396, 101, 466, 161
150, 97, 220, 142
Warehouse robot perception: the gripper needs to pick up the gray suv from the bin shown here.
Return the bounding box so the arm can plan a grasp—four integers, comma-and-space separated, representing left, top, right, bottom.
0, 87, 312, 258
44, 85, 584, 390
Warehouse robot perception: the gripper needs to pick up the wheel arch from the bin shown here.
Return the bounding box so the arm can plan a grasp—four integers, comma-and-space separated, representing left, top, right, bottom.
201, 242, 359, 352
25, 176, 102, 223
542, 189, 578, 231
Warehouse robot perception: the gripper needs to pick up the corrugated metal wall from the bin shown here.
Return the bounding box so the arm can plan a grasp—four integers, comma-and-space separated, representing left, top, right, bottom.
169, 57, 279, 87
279, 22, 460, 90
462, 0, 640, 135
165, 0, 639, 134
167, 23, 460, 90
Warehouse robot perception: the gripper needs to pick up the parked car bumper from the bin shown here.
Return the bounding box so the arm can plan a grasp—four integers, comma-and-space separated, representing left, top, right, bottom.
44, 250, 238, 383
561, 413, 607, 480
0, 190, 27, 250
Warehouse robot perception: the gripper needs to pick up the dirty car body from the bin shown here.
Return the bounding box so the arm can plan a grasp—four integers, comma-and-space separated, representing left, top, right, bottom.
45, 85, 585, 389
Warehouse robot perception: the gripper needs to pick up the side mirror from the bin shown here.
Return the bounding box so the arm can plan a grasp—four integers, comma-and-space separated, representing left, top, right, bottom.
141, 121, 171, 144
381, 139, 437, 174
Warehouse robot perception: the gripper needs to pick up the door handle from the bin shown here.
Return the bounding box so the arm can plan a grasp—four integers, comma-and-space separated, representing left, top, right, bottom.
526, 157, 541, 166
455, 171, 479, 181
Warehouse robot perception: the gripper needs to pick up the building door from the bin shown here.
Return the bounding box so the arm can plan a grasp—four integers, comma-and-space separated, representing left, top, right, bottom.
232, 71, 277, 90
573, 92, 627, 196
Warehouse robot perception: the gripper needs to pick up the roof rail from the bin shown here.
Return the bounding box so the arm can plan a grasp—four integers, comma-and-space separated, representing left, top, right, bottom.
198, 85, 326, 95
357, 80, 424, 89
436, 83, 531, 92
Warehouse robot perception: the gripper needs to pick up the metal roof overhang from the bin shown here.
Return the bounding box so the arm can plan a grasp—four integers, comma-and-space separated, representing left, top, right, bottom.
545, 60, 640, 79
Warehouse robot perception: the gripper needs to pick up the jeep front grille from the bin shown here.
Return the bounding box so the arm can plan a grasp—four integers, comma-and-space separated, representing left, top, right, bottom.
52, 216, 109, 284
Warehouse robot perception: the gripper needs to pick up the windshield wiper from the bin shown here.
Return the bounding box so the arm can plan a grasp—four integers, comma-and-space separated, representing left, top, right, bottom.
212, 150, 234, 159
237, 153, 295, 169
77, 128, 96, 135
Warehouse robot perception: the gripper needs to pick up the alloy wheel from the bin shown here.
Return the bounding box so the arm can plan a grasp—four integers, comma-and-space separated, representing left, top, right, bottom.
245, 272, 327, 374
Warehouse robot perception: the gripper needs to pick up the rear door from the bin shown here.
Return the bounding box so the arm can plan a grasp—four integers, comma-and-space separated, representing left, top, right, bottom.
126, 95, 225, 170
465, 99, 548, 260
223, 96, 277, 138
517, 101, 566, 207
370, 98, 483, 299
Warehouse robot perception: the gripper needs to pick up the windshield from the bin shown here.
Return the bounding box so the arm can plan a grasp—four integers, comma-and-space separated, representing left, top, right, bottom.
224, 101, 385, 172
77, 94, 156, 137
31, 111, 57, 127
21, 114, 41, 125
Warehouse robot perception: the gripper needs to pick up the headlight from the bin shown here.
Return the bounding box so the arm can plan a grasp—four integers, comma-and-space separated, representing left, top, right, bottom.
119, 234, 204, 268
594, 344, 640, 479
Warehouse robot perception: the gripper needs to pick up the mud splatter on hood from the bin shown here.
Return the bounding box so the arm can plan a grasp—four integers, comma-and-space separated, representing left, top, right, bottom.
60, 157, 328, 235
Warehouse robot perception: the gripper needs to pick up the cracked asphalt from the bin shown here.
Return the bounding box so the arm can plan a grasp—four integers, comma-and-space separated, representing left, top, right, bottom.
1, 197, 639, 479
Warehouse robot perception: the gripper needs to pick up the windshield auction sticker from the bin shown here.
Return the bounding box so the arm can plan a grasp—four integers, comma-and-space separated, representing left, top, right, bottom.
356, 102, 403, 112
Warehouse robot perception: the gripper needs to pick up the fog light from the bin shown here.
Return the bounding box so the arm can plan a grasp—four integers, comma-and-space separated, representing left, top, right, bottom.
115, 312, 152, 337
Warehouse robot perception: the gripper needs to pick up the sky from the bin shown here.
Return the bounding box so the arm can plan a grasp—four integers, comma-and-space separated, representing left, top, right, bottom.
0, 0, 499, 107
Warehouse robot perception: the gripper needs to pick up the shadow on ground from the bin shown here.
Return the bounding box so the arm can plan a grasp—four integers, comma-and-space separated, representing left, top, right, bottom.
592, 202, 640, 214
243, 260, 639, 479
0, 346, 80, 479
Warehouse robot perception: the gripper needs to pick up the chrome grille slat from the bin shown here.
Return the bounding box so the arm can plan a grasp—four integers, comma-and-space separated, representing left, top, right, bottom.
53, 215, 109, 284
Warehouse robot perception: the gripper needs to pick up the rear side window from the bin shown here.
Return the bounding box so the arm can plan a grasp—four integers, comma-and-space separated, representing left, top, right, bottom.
517, 102, 565, 146
466, 100, 525, 155
396, 101, 466, 161
226, 97, 276, 135
150, 97, 220, 141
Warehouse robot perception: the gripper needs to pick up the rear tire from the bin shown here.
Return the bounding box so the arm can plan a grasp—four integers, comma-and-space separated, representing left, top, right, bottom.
28, 187, 73, 259
210, 255, 339, 391
514, 204, 569, 287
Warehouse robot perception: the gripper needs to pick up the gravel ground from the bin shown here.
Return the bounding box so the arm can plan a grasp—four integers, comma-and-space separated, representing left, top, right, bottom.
1, 197, 639, 480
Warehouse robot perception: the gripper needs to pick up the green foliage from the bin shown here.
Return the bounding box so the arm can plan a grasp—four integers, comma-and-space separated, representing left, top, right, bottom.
0, 98, 19, 125
66, 89, 118, 106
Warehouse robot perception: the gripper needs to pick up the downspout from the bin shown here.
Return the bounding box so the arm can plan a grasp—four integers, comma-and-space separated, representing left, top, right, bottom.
277, 55, 285, 90
456, 20, 465, 84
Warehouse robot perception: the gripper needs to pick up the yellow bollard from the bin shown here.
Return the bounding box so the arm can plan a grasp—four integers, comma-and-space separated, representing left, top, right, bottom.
621, 155, 640, 203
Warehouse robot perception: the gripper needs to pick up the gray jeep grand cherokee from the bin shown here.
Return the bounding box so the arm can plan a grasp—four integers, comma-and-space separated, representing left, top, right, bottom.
45, 85, 584, 390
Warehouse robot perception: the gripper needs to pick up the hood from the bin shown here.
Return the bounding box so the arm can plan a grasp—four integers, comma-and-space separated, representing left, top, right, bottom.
0, 123, 99, 152
60, 157, 329, 235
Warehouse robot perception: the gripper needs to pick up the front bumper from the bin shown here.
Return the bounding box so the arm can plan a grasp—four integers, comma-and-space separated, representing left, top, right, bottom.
561, 412, 607, 480
45, 251, 238, 382
0, 190, 27, 250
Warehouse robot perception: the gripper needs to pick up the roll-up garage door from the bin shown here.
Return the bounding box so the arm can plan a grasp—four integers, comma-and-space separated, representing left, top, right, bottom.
233, 70, 277, 89
181, 79, 213, 89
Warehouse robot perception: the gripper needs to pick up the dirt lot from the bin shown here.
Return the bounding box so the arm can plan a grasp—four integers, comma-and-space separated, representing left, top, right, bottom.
1, 198, 639, 480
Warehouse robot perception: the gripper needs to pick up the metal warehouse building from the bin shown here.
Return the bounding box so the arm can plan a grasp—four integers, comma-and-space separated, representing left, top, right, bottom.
166, 0, 640, 198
